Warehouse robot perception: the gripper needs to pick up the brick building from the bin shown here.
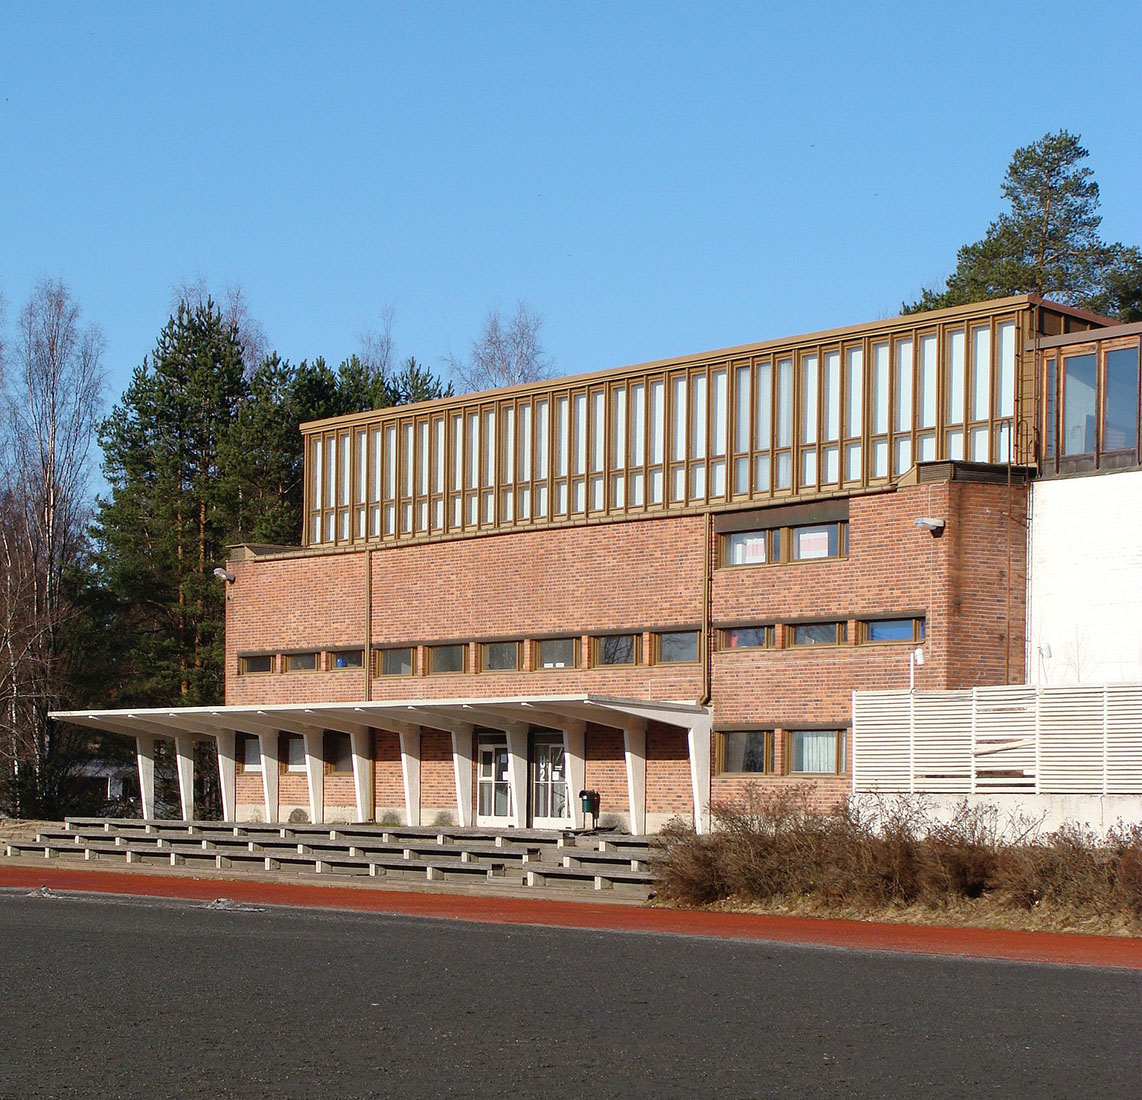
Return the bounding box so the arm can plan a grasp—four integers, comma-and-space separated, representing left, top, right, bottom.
59, 294, 1119, 832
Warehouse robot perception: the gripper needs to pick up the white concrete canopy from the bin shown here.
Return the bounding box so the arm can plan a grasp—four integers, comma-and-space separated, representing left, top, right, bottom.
52, 694, 712, 832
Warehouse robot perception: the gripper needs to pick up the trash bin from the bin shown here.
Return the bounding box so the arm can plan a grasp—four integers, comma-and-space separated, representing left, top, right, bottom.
578, 788, 600, 825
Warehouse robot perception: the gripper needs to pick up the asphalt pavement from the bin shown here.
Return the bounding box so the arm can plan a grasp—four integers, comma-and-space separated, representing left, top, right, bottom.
0, 888, 1138, 1099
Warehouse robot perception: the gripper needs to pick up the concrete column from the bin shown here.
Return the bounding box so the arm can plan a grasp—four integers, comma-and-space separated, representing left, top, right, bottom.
349, 728, 374, 822
135, 735, 155, 820
562, 722, 586, 829
503, 724, 529, 829
215, 730, 237, 822
302, 730, 324, 824
173, 734, 195, 821
623, 722, 647, 836
450, 726, 474, 827
686, 717, 712, 835
258, 731, 279, 823
399, 728, 421, 826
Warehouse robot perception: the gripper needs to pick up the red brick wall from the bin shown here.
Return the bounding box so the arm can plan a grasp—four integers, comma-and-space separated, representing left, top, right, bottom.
373, 730, 404, 816
584, 724, 627, 821
420, 729, 455, 817
646, 722, 691, 815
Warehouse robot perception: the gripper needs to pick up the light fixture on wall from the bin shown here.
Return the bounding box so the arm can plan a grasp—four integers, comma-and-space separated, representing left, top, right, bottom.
213, 567, 236, 584
913, 516, 945, 535
910, 645, 925, 692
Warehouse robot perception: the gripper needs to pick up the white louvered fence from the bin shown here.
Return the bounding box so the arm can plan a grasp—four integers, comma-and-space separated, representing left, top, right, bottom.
852, 684, 1142, 795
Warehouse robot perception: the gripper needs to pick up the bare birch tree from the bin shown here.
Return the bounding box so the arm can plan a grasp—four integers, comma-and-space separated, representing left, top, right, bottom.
449, 301, 553, 393
0, 279, 104, 814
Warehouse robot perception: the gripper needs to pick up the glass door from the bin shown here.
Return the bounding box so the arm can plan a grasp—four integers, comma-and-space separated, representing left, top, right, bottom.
476, 737, 513, 826
530, 732, 569, 829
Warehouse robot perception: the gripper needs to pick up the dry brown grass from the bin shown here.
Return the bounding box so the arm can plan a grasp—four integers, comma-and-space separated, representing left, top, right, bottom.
653, 787, 1142, 937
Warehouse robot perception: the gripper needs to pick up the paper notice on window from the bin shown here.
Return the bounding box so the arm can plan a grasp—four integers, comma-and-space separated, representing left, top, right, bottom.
797, 529, 830, 559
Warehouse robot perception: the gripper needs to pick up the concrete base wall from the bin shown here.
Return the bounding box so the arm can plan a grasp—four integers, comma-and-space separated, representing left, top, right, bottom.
850, 792, 1142, 837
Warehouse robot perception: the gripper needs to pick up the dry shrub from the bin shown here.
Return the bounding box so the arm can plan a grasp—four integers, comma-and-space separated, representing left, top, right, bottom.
655, 788, 1142, 928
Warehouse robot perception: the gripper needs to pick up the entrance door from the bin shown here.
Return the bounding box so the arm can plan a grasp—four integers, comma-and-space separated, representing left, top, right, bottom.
476, 737, 513, 826
530, 732, 569, 829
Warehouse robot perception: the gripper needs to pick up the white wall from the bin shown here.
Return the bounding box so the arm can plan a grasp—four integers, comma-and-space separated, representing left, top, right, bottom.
1029, 469, 1142, 685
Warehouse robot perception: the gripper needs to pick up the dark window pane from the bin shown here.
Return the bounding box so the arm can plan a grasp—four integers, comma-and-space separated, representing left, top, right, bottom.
286, 652, 317, 671
598, 634, 637, 665
332, 650, 363, 669
241, 654, 272, 674
381, 648, 413, 676
658, 631, 699, 663
483, 642, 519, 671
430, 644, 465, 673
1062, 353, 1096, 456
1104, 346, 1139, 452
722, 730, 771, 773
324, 732, 353, 773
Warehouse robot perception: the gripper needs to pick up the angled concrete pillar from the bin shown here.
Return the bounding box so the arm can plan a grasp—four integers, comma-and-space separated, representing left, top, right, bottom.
686, 717, 712, 834
349, 728, 374, 822
302, 730, 324, 824
173, 734, 195, 821
503, 724, 529, 829
257, 732, 280, 823
399, 729, 421, 826
215, 730, 237, 822
450, 726, 474, 827
623, 722, 647, 836
135, 735, 155, 820
562, 722, 586, 829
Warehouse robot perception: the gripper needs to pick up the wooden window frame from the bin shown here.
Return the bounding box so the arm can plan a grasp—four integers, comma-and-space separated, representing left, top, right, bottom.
237, 732, 262, 773
591, 633, 641, 668
376, 646, 416, 677
534, 637, 580, 671
788, 621, 847, 648
787, 521, 847, 563
279, 733, 306, 774
718, 625, 774, 650
283, 651, 319, 673
654, 630, 701, 664
480, 640, 522, 673
717, 729, 776, 775
427, 643, 469, 676
858, 617, 926, 644
786, 728, 848, 775
329, 649, 365, 671
238, 653, 274, 676
323, 730, 353, 775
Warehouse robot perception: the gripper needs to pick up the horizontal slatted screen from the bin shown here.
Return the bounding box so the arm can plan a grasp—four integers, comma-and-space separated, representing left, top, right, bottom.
853, 684, 1142, 795
302, 302, 1034, 548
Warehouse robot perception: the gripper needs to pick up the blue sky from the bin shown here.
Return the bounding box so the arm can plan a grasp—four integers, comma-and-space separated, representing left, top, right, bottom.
3, 0, 1142, 409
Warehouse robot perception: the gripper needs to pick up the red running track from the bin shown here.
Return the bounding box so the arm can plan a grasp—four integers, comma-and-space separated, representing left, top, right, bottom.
2, 863, 1138, 970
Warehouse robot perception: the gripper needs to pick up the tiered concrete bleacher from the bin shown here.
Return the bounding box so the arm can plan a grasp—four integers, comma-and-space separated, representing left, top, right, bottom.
5, 818, 657, 897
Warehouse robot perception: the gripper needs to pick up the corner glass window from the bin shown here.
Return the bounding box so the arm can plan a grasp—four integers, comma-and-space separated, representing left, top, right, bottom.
657, 631, 699, 663
330, 650, 363, 670
537, 638, 577, 669
1103, 346, 1139, 453
428, 644, 467, 674
720, 730, 774, 773
284, 652, 318, 672
379, 647, 414, 676
790, 522, 845, 561
720, 626, 772, 649
482, 641, 520, 672
1062, 353, 1096, 456
595, 634, 639, 666
789, 730, 846, 774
